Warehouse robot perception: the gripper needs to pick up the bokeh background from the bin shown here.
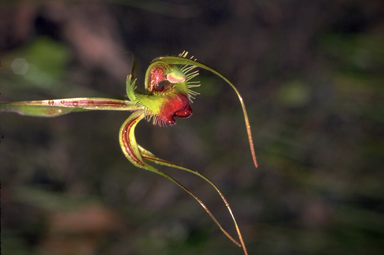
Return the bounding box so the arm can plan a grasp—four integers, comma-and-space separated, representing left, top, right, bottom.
1, 0, 383, 255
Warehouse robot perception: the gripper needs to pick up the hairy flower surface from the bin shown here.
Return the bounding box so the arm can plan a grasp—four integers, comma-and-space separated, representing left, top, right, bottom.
127, 62, 199, 126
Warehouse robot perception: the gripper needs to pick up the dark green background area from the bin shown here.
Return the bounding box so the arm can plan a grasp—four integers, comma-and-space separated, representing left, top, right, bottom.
1, 1, 383, 255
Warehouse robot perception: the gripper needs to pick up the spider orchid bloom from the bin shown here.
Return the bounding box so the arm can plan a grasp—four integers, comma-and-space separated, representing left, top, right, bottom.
0, 51, 257, 255
126, 63, 199, 126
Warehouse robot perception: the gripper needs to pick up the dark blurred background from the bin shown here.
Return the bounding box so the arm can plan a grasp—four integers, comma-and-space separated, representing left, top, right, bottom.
1, 0, 383, 255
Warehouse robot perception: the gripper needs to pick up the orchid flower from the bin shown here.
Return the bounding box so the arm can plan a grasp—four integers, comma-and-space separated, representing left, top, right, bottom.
1, 51, 258, 255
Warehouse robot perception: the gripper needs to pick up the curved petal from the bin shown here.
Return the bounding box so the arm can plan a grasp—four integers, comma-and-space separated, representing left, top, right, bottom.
119, 111, 147, 168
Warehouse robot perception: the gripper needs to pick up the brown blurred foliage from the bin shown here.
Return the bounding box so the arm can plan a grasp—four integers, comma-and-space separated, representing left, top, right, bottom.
1, 0, 384, 255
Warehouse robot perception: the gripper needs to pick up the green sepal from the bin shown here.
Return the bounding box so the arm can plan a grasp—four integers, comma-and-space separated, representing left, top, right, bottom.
0, 97, 142, 117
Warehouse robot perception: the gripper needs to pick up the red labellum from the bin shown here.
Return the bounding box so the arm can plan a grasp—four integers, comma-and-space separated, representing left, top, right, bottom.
174, 104, 192, 118
158, 92, 193, 126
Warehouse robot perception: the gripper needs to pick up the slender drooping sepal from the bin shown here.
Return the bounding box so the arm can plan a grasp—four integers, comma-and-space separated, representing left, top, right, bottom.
138, 145, 249, 255
118, 110, 248, 254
